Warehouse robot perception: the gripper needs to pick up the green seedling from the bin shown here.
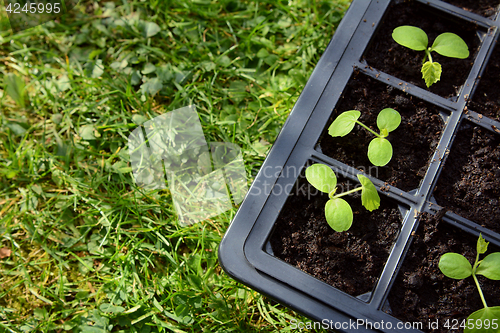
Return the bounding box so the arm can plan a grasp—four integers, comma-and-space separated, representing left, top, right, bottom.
305, 163, 380, 232
392, 25, 469, 88
439, 234, 500, 333
328, 108, 401, 167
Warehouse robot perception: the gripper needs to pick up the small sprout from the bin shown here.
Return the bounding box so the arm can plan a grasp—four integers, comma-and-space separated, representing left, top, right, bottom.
305, 163, 380, 232
392, 25, 469, 88
328, 108, 401, 166
439, 234, 500, 332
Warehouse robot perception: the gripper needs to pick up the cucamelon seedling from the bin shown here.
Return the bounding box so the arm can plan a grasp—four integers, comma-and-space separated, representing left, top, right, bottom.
392, 25, 469, 88
305, 163, 380, 232
439, 234, 500, 333
328, 108, 401, 167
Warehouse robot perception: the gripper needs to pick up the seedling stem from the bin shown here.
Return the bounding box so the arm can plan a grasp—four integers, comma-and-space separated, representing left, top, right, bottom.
424, 48, 433, 64
472, 250, 489, 308
355, 121, 382, 138
329, 187, 362, 200
473, 273, 488, 308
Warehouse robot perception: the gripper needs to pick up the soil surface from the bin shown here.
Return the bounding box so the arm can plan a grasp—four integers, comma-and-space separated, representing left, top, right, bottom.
388, 213, 500, 333
432, 121, 500, 234
442, 0, 499, 17
270, 175, 402, 297
363, 0, 481, 98
318, 72, 444, 192
469, 43, 500, 121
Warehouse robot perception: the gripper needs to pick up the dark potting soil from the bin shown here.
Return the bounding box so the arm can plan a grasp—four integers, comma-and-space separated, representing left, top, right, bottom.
432, 121, 500, 234
317, 72, 444, 192
363, 0, 481, 98
388, 213, 500, 333
442, 0, 499, 18
269, 175, 402, 297
469, 43, 500, 121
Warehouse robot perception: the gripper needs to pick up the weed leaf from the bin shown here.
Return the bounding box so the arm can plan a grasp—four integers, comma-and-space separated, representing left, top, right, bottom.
79, 124, 96, 140
4, 73, 26, 108
100, 303, 125, 314
305, 164, 336, 194
439, 253, 472, 279
142, 21, 161, 38
140, 77, 163, 96
367, 137, 392, 166
325, 198, 352, 232
357, 174, 380, 212
392, 26, 428, 51
464, 306, 500, 333
421, 61, 442, 88
328, 110, 360, 137
6, 121, 28, 136
476, 253, 500, 280
431, 33, 469, 59
85, 60, 104, 78
377, 108, 401, 133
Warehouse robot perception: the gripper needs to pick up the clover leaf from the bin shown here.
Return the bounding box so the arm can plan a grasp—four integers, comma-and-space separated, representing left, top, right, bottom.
329, 108, 401, 166
392, 26, 469, 87
305, 163, 381, 232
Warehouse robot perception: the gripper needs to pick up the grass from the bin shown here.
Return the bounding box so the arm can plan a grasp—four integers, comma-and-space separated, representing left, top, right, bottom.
0, 0, 351, 331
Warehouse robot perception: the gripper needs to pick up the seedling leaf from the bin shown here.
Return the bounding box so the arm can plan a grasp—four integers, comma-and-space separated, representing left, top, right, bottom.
439, 253, 472, 279
392, 26, 428, 51
476, 253, 500, 280
477, 234, 489, 255
328, 110, 360, 137
325, 198, 352, 232
421, 61, 442, 88
305, 164, 337, 194
464, 306, 500, 333
431, 33, 469, 59
367, 137, 393, 166
357, 174, 380, 212
377, 108, 401, 134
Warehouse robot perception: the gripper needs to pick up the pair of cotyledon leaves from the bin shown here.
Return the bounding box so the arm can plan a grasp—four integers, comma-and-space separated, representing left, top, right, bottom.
392, 25, 469, 87
439, 235, 500, 333
439, 235, 500, 283
305, 164, 380, 232
329, 108, 401, 167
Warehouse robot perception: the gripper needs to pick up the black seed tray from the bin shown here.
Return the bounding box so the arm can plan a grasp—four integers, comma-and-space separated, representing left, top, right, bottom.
219, 1, 500, 332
